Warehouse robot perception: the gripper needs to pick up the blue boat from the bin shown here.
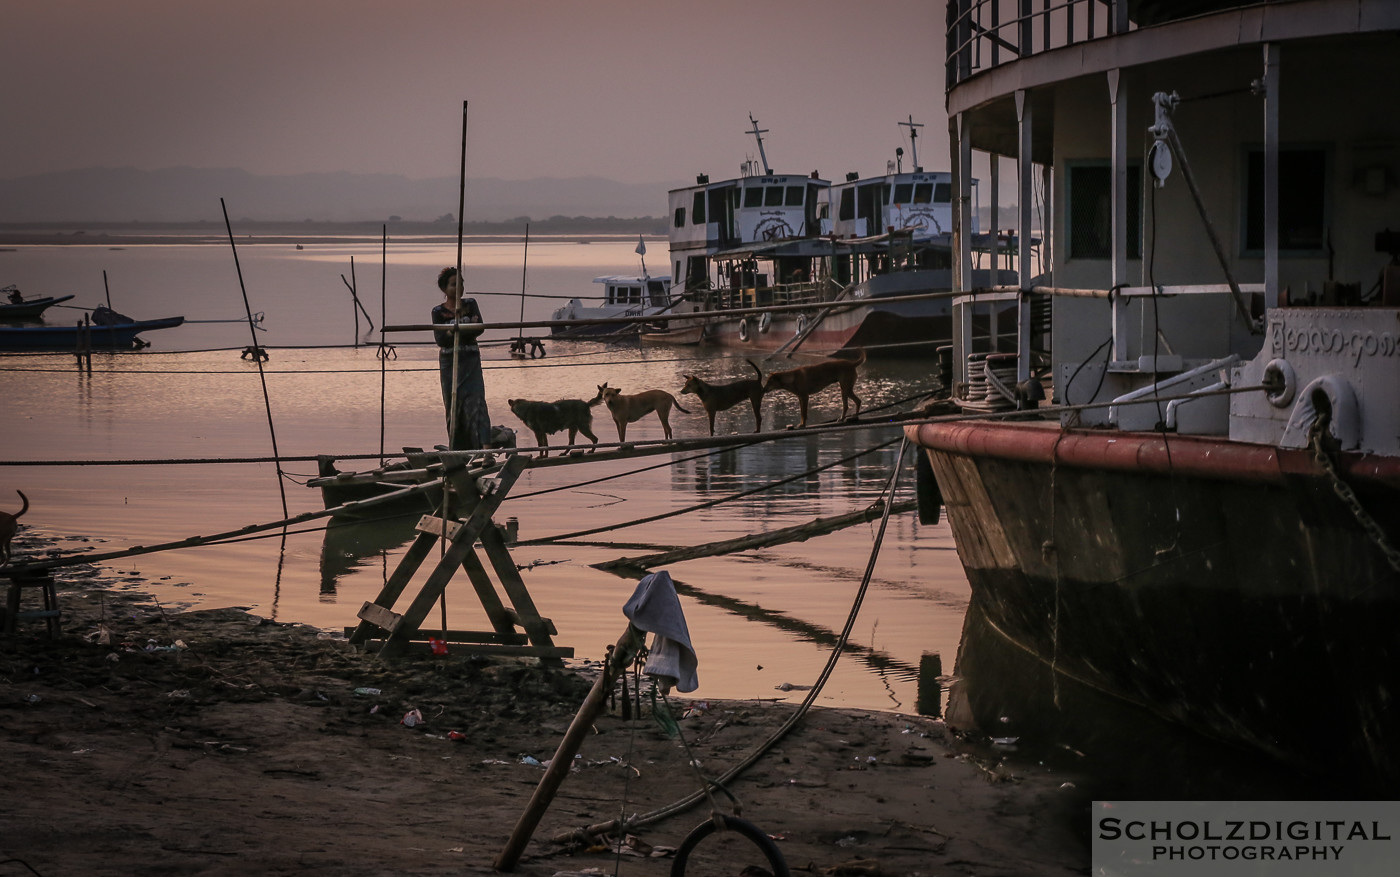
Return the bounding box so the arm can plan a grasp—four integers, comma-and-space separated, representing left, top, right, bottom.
0, 311, 185, 351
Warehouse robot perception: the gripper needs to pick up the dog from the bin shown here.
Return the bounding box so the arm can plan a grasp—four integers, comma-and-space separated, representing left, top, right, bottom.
680, 359, 765, 435
507, 398, 599, 457
594, 383, 690, 442
0, 490, 28, 566
762, 348, 866, 428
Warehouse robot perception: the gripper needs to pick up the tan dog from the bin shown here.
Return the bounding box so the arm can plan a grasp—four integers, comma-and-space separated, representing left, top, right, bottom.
0, 490, 28, 565
762, 348, 866, 427
594, 383, 690, 442
680, 359, 765, 435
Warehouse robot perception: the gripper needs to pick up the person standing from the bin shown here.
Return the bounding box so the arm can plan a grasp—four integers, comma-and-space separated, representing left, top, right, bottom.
432, 266, 492, 452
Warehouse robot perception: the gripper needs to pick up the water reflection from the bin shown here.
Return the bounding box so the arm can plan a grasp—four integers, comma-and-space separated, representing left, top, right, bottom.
950, 601, 1353, 800
671, 429, 906, 503
318, 513, 420, 598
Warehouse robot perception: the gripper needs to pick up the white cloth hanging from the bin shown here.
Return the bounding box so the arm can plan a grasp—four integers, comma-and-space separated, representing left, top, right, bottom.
622, 570, 699, 693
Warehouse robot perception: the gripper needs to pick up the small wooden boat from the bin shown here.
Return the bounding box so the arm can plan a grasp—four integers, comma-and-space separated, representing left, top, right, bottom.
0, 292, 75, 320
0, 313, 184, 351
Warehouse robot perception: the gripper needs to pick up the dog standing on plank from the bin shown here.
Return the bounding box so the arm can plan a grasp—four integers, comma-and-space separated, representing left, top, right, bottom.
0, 490, 28, 566
680, 359, 765, 436
595, 383, 690, 442
507, 397, 600, 457
762, 348, 866, 428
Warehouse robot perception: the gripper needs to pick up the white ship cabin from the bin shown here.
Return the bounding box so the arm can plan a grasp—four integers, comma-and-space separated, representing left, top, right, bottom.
942, 0, 1400, 450
596, 274, 672, 310
830, 170, 963, 242
668, 168, 831, 295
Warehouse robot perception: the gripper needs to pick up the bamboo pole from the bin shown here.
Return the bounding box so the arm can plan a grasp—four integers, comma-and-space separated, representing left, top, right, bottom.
592, 499, 917, 572
495, 623, 646, 871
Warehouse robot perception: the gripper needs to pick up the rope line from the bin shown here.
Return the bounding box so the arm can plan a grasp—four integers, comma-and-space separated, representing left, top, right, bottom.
515, 438, 900, 545
0, 383, 1269, 469
558, 438, 910, 842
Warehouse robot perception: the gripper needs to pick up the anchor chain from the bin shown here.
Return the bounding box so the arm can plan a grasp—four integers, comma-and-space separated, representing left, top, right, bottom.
1309, 418, 1400, 573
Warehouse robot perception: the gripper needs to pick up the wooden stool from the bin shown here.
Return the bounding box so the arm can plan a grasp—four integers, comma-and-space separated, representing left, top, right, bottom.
3, 572, 61, 638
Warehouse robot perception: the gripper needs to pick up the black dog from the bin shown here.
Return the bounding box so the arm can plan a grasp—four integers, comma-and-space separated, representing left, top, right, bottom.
508, 398, 600, 457
680, 359, 765, 435
0, 490, 28, 565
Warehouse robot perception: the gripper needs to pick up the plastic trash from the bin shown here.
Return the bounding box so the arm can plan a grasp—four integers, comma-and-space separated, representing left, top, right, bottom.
428, 637, 449, 656
520, 755, 541, 766
401, 708, 424, 728
353, 687, 381, 697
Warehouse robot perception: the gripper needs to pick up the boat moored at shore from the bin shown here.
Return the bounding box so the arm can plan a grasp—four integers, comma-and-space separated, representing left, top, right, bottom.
910, 0, 1400, 791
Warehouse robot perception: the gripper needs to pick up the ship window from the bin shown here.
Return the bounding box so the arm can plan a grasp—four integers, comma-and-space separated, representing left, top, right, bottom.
838, 188, 855, 221
624, 286, 641, 303
744, 187, 763, 208
894, 183, 914, 204
913, 182, 933, 204
648, 280, 667, 306
692, 192, 706, 225
765, 186, 785, 207
1067, 162, 1142, 260
674, 206, 685, 228
784, 185, 803, 206
1243, 147, 1327, 254
934, 182, 951, 202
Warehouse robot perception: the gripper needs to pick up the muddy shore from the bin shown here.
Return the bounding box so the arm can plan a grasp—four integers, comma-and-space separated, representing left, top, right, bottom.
0, 540, 1089, 877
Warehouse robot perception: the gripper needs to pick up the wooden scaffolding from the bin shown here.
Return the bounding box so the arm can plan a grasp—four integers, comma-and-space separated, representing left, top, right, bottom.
347, 454, 571, 662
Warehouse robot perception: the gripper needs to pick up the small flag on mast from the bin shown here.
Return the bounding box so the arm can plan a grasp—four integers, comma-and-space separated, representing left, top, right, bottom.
635, 235, 646, 256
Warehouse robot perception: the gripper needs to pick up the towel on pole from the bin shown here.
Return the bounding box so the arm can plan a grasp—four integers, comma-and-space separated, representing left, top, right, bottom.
622, 570, 698, 692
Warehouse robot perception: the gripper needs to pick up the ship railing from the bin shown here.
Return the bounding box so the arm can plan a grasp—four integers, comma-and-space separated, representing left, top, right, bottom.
946, 1, 1293, 89
714, 279, 826, 311
949, 281, 1264, 412
947, 0, 1128, 89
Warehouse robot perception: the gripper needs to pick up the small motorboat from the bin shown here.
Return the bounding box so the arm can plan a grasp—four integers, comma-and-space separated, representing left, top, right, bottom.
0, 287, 76, 321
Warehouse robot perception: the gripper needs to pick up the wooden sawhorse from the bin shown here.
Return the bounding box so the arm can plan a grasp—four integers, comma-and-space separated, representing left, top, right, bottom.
347, 454, 571, 663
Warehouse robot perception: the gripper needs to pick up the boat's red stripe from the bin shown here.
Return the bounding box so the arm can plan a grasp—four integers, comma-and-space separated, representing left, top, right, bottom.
906, 420, 1400, 486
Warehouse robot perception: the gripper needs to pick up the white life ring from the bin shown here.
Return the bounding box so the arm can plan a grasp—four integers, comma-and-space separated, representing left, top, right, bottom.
795, 314, 808, 336
738, 318, 750, 342
758, 312, 772, 334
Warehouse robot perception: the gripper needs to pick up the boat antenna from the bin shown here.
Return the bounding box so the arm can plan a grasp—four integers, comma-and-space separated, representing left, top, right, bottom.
747, 114, 771, 175
899, 116, 924, 171
102, 270, 113, 310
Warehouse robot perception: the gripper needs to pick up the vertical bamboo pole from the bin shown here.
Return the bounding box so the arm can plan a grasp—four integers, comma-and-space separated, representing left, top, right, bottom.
495, 624, 646, 871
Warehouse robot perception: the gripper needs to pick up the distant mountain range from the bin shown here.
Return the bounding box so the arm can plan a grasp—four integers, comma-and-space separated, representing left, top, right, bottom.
0, 167, 673, 223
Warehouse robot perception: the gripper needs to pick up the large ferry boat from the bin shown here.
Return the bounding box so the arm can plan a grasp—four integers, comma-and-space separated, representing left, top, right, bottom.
648, 116, 1016, 357
908, 0, 1400, 790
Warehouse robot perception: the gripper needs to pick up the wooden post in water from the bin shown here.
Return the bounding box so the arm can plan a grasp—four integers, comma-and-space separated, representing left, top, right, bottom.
495, 624, 646, 871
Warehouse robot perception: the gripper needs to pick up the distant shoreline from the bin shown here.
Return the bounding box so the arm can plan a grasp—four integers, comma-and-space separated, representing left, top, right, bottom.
0, 217, 667, 247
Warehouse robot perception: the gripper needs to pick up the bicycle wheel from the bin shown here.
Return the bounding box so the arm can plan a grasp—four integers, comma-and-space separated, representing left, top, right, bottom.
670, 814, 789, 877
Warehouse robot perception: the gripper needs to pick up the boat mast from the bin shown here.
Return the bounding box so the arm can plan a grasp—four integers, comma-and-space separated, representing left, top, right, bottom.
747, 114, 771, 175
899, 116, 924, 171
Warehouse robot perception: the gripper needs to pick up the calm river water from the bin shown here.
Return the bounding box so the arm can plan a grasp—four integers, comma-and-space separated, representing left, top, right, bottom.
1, 236, 967, 714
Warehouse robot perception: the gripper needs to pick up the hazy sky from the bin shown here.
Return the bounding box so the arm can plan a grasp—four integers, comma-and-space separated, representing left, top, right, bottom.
6, 0, 951, 187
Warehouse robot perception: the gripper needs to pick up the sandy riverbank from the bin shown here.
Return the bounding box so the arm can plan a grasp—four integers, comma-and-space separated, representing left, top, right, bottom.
0, 545, 1090, 877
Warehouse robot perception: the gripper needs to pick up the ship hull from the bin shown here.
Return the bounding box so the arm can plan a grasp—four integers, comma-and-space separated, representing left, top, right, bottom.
908, 419, 1400, 790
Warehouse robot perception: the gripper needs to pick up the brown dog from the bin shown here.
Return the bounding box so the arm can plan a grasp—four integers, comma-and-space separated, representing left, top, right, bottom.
0, 490, 28, 565
595, 383, 690, 442
762, 348, 866, 427
680, 359, 765, 436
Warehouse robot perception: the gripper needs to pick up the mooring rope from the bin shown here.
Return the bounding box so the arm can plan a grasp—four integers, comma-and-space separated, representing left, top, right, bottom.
514, 437, 901, 546
557, 437, 911, 843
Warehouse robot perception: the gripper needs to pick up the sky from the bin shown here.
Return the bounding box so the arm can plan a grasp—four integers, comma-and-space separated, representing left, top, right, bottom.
5, 0, 951, 188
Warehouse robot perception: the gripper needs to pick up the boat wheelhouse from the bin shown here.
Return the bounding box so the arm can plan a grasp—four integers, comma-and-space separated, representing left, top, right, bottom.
548, 273, 673, 338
